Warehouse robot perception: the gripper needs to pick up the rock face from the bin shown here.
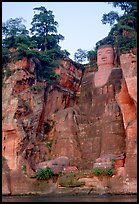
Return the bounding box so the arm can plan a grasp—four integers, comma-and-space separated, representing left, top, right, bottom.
52, 68, 126, 169
118, 49, 137, 181
35, 156, 70, 174
2, 57, 82, 174
51, 45, 126, 170
2, 46, 137, 194
50, 107, 83, 165
2, 57, 46, 172
44, 59, 82, 120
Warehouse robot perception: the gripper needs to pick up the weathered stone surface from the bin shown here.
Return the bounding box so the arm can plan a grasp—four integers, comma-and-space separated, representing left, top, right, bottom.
50, 108, 82, 165
2, 56, 84, 194
2, 171, 11, 195
51, 45, 136, 177
2, 58, 45, 172
9, 170, 57, 195
44, 60, 82, 120
52, 66, 126, 169
2, 45, 137, 195
78, 177, 104, 188
118, 51, 137, 181
93, 154, 125, 170
2, 159, 12, 195
120, 49, 137, 103
35, 156, 70, 173
63, 166, 78, 172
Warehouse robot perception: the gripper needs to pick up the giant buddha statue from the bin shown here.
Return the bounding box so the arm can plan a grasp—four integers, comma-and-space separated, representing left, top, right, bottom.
51, 44, 126, 169
90, 44, 126, 168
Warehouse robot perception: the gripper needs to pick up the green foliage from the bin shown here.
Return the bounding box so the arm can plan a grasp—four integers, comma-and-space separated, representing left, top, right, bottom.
4, 66, 12, 79
97, 2, 137, 54
44, 122, 53, 133
60, 49, 70, 58
33, 84, 44, 93
2, 81, 5, 87
17, 44, 29, 56
92, 167, 103, 176
111, 158, 115, 167
22, 165, 26, 173
16, 36, 36, 48
23, 101, 30, 111
59, 173, 85, 187
117, 31, 137, 53
9, 46, 62, 85
2, 48, 11, 66
108, 2, 137, 15
87, 49, 97, 61
36, 53, 60, 84
74, 48, 87, 63
101, 11, 119, 26
2, 156, 6, 162
2, 7, 70, 87
46, 140, 53, 152
45, 34, 64, 51
17, 44, 38, 58
105, 168, 113, 176
36, 167, 54, 180
92, 167, 115, 177
2, 156, 7, 167
2, 17, 29, 49
30, 6, 64, 51
2, 17, 29, 38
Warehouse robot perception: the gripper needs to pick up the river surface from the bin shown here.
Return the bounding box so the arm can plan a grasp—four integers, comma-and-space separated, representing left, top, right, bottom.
2, 194, 137, 202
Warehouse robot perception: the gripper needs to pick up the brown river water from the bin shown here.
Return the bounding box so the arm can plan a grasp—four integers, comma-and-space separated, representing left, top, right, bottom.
2, 194, 137, 202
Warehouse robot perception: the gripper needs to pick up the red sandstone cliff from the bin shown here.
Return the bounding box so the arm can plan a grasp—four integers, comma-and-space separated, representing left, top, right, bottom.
2, 49, 137, 194
2, 56, 82, 174
117, 49, 137, 182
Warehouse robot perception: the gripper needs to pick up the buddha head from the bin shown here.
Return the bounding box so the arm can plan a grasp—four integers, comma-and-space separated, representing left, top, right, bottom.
97, 44, 115, 69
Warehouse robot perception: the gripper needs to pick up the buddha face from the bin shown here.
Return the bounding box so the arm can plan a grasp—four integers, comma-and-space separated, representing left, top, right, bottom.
97, 46, 114, 67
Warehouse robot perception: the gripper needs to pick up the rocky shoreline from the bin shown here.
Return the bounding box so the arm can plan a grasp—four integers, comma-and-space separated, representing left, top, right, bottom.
2, 168, 137, 196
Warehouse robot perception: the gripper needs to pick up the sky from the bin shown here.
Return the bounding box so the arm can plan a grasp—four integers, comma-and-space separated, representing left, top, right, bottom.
2, 2, 124, 62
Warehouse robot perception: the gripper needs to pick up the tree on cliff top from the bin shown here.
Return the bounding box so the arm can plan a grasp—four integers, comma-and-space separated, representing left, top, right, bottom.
96, 2, 137, 54
2, 7, 71, 84
74, 48, 87, 64
2, 17, 29, 38
2, 17, 29, 48
102, 2, 137, 31
30, 6, 64, 51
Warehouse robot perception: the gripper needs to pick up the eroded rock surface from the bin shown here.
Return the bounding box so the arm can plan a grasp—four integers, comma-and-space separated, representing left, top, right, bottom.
2, 46, 137, 194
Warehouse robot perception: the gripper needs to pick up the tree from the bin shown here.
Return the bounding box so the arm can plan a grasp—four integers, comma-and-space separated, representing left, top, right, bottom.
100, 2, 137, 54
102, 2, 137, 30
101, 11, 119, 26
30, 6, 64, 51
2, 8, 68, 85
2, 47, 11, 66
2, 17, 29, 48
74, 49, 87, 63
60, 49, 70, 58
2, 17, 28, 38
87, 49, 97, 62
108, 2, 137, 15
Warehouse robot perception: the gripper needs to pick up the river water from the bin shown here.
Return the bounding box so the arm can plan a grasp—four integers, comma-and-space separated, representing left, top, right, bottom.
2, 194, 137, 202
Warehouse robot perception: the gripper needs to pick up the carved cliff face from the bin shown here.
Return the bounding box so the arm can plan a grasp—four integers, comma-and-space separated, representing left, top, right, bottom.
97, 46, 114, 68
95, 46, 115, 87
